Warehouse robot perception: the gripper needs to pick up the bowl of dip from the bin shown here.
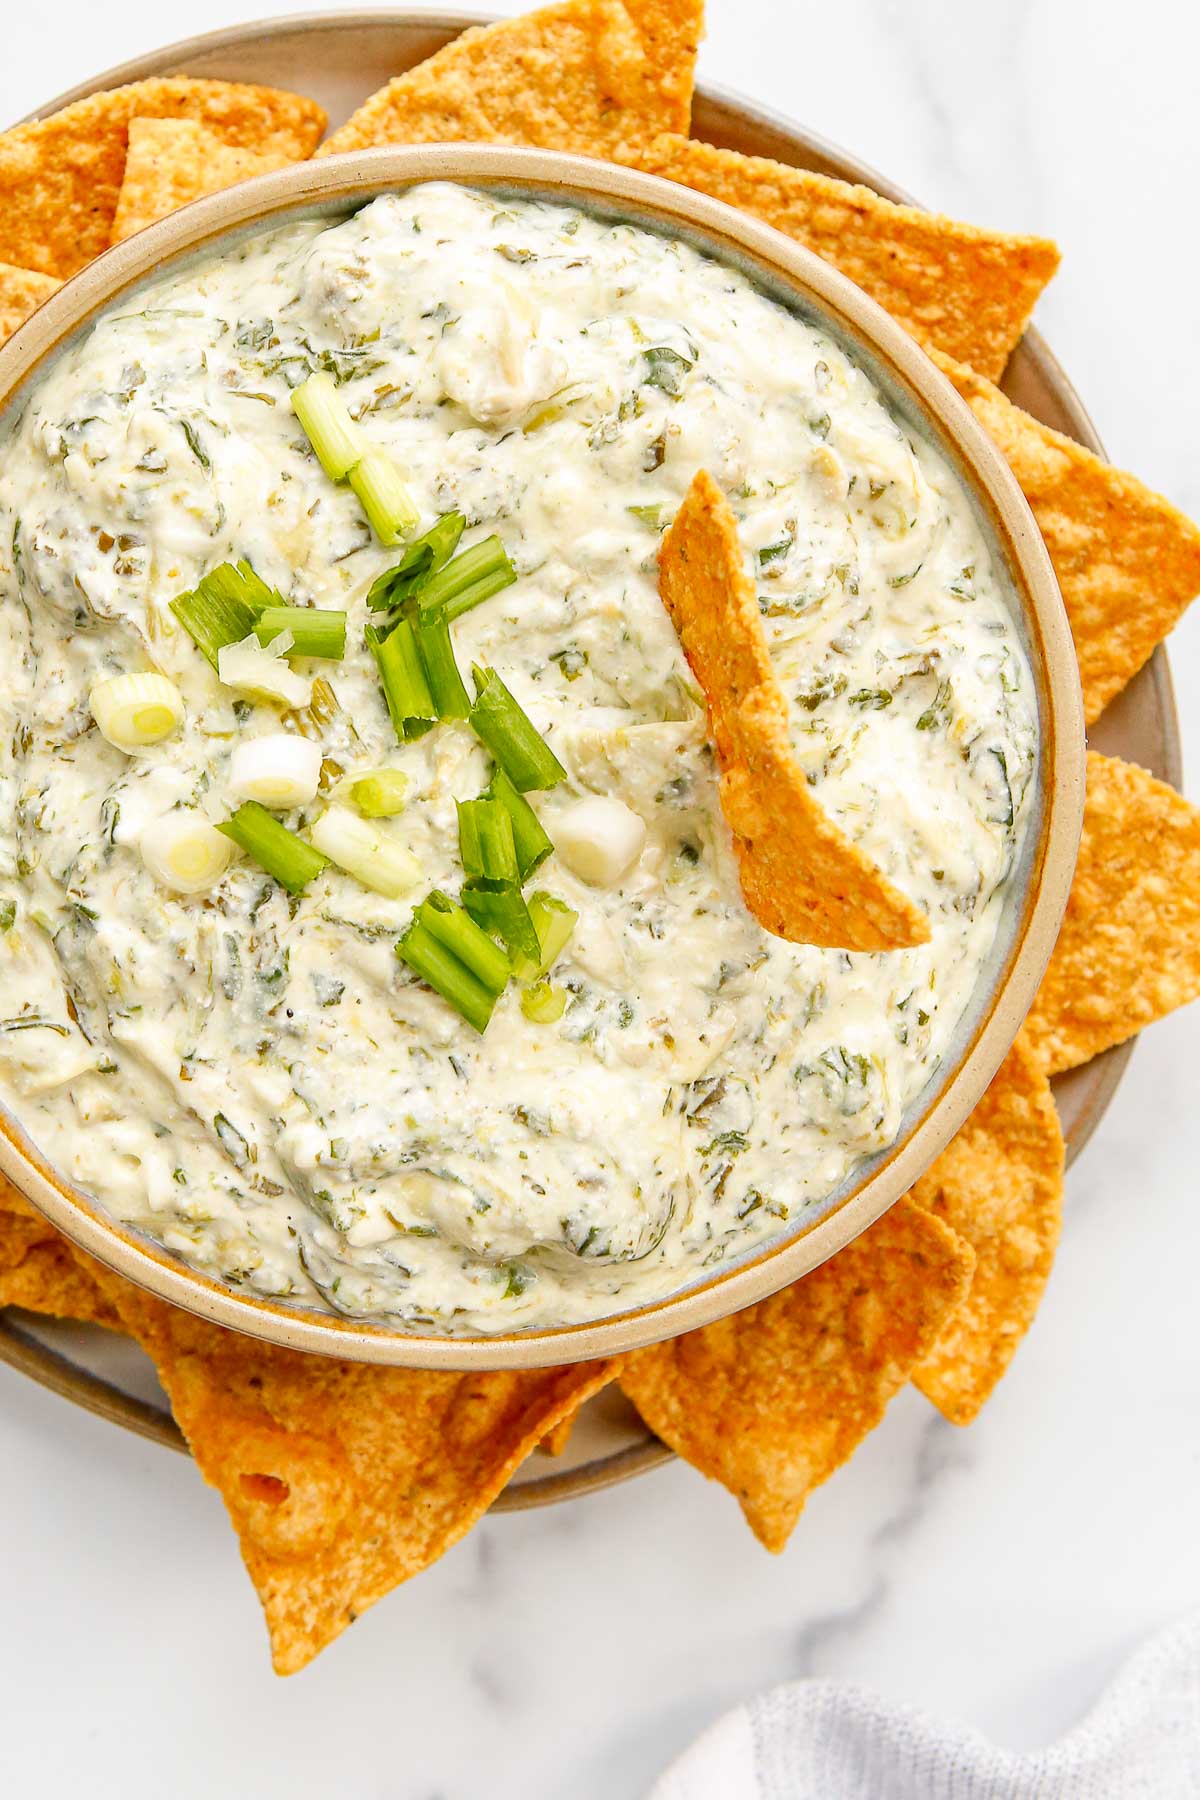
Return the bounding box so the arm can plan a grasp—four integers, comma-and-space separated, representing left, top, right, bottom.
0, 146, 1083, 1367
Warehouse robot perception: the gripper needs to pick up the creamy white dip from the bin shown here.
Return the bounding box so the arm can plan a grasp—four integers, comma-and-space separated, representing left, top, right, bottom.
0, 183, 1037, 1332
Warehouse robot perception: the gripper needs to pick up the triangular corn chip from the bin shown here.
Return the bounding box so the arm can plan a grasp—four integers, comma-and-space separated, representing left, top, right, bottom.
81, 1261, 617, 1674
614, 134, 1059, 380
0, 1195, 119, 1326
659, 469, 929, 950
318, 0, 701, 159
911, 1032, 1063, 1424
936, 354, 1200, 723
620, 1197, 974, 1551
0, 78, 326, 278
110, 118, 297, 244
0, 260, 60, 348
1023, 752, 1200, 1074
540, 1400, 584, 1456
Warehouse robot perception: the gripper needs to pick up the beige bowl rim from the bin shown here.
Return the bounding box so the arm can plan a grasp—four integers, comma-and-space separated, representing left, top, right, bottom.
0, 144, 1086, 1367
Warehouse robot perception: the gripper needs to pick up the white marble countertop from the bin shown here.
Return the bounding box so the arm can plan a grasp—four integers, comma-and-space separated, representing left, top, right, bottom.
1, 2, 1198, 1793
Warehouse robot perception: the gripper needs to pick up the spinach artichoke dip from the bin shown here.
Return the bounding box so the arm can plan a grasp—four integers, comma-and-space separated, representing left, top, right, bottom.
0, 183, 1037, 1333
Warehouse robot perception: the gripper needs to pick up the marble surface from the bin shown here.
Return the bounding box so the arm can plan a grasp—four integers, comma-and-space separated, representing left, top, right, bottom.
2, 2, 1199, 1793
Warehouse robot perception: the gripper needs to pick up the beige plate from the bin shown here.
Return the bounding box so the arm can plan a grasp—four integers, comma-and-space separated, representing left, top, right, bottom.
0, 14, 1177, 1507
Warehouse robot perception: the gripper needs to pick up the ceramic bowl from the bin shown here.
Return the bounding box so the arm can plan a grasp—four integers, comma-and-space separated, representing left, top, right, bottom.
0, 145, 1085, 1367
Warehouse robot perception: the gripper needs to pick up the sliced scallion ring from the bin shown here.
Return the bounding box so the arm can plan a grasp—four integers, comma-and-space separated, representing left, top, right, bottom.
229, 734, 323, 809
90, 672, 184, 751
140, 812, 234, 894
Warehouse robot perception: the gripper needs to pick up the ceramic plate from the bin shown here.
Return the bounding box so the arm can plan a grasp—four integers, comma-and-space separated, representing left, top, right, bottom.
0, 12, 1180, 1508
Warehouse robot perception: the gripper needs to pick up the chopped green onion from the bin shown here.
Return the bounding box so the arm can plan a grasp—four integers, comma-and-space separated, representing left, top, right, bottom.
418, 536, 517, 621
309, 806, 421, 898
217, 802, 328, 896
370, 620, 435, 742
290, 371, 364, 480
486, 768, 553, 879
349, 445, 420, 545
90, 672, 185, 749
416, 891, 510, 993
627, 503, 669, 531
347, 770, 408, 817
512, 892, 579, 981
457, 796, 519, 884
414, 609, 470, 718
468, 666, 566, 792
397, 920, 498, 1034
366, 512, 465, 613
461, 880, 541, 963
254, 606, 347, 660
520, 980, 567, 1024
170, 560, 276, 668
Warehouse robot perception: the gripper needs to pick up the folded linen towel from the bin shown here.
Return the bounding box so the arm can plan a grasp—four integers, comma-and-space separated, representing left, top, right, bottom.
648, 1614, 1200, 1799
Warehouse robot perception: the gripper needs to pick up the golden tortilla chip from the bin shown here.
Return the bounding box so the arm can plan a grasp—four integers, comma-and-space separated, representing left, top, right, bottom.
0, 1201, 119, 1326
110, 119, 297, 244
659, 469, 929, 950
614, 135, 1058, 380
1023, 752, 1200, 1074
83, 1263, 617, 1673
540, 1401, 583, 1456
0, 260, 60, 348
317, 0, 701, 159
936, 355, 1200, 723
911, 1033, 1063, 1424
0, 78, 326, 278
620, 1197, 974, 1551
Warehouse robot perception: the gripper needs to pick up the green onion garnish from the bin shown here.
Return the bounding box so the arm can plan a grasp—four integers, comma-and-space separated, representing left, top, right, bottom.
520, 980, 567, 1024
347, 770, 409, 817
469, 667, 566, 792
486, 768, 553, 880
416, 891, 510, 994
370, 620, 435, 742
349, 445, 420, 545
170, 560, 276, 668
367, 512, 465, 613
414, 609, 470, 718
512, 892, 579, 981
457, 796, 520, 884
290, 371, 364, 480
217, 802, 328, 896
254, 606, 347, 660
309, 806, 420, 898
397, 920, 499, 1034
418, 536, 517, 622
461, 880, 541, 963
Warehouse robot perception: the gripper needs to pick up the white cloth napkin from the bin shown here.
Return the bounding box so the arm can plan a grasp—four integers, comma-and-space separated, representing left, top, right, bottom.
648, 1615, 1200, 1799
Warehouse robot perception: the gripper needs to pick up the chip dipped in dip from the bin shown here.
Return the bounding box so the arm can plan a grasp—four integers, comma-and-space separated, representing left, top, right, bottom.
0, 182, 1037, 1332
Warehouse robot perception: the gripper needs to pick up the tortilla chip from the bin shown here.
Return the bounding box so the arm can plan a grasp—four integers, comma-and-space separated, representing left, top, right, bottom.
110, 119, 297, 244
614, 135, 1058, 380
659, 469, 929, 950
540, 1401, 583, 1456
911, 1033, 1063, 1425
0, 79, 326, 278
620, 1197, 974, 1551
0, 1202, 119, 1325
1023, 753, 1200, 1074
935, 355, 1200, 723
317, 0, 700, 159
0, 260, 60, 347
81, 1264, 617, 1674
0, 1236, 120, 1325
